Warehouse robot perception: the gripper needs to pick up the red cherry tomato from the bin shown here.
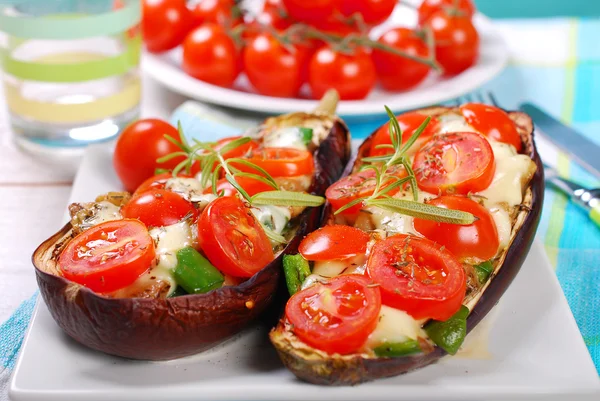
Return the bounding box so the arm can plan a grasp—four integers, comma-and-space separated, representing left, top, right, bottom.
281, 0, 342, 25
285, 274, 382, 355
369, 112, 440, 157
198, 196, 274, 277
367, 234, 466, 321
299, 225, 370, 261
59, 219, 155, 293
239, 148, 315, 177
121, 189, 197, 228
182, 24, 241, 87
205, 176, 274, 197
133, 172, 194, 195
341, 0, 396, 25
190, 0, 242, 28
418, 0, 475, 25
372, 28, 431, 92
214, 136, 260, 159
243, 33, 305, 97
142, 0, 192, 53
414, 195, 499, 262
413, 132, 495, 195
113, 119, 185, 192
460, 103, 523, 152
312, 14, 362, 36
256, 0, 294, 30
325, 166, 407, 215
309, 46, 376, 100
427, 11, 479, 75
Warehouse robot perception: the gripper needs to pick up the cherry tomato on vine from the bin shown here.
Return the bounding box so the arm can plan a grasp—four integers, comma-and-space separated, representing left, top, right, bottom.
309, 46, 376, 100
281, 0, 342, 25
341, 0, 397, 25
256, 0, 294, 30
189, 0, 242, 28
285, 274, 382, 355
372, 28, 431, 92
418, 0, 475, 25
121, 189, 197, 228
369, 112, 440, 157
414, 195, 499, 262
198, 196, 274, 277
243, 33, 306, 97
459, 103, 523, 151
113, 119, 186, 192
426, 10, 479, 75
312, 14, 363, 36
182, 24, 241, 87
299, 225, 371, 261
142, 0, 192, 53
367, 234, 466, 321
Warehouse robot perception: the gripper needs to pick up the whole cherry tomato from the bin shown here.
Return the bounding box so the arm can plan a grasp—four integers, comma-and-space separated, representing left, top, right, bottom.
459, 103, 523, 151
190, 0, 242, 28
308, 46, 376, 100
341, 0, 397, 25
121, 189, 197, 228
281, 0, 342, 25
372, 28, 431, 91
418, 0, 475, 25
426, 10, 479, 75
113, 119, 186, 192
256, 0, 294, 30
299, 225, 370, 261
142, 0, 192, 53
182, 24, 241, 87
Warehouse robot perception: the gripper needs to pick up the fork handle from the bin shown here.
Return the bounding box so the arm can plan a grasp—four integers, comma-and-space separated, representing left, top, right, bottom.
590, 203, 600, 228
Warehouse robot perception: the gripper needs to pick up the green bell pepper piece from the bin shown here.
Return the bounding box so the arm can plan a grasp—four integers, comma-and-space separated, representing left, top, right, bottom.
167, 285, 189, 298
283, 254, 311, 296
374, 339, 422, 358
474, 260, 493, 284
174, 247, 224, 294
299, 127, 313, 146
424, 305, 470, 355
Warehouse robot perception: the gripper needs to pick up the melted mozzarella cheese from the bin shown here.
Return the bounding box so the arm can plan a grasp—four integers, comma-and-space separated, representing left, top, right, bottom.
149, 221, 194, 294
166, 177, 217, 210
488, 206, 512, 250
263, 127, 309, 150
84, 201, 122, 227
366, 306, 427, 348
437, 112, 477, 134
251, 205, 290, 234
312, 254, 366, 278
365, 190, 436, 236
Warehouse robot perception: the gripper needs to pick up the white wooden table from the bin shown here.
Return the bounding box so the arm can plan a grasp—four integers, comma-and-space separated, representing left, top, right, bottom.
0, 74, 189, 323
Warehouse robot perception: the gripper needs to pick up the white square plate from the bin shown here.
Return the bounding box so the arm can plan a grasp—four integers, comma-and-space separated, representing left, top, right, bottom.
10, 144, 600, 401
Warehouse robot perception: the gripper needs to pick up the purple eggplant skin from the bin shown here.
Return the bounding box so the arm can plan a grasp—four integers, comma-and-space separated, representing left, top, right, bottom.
270, 109, 545, 385
32, 117, 350, 361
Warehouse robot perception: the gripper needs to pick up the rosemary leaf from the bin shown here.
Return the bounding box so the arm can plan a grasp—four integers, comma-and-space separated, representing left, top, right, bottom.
385, 106, 402, 147
401, 159, 419, 201
367, 198, 476, 225
164, 134, 187, 152
361, 155, 393, 163
156, 151, 188, 164
172, 159, 189, 177
334, 197, 367, 215
211, 168, 220, 195
177, 121, 191, 150
227, 158, 279, 189
377, 177, 411, 197
374, 144, 395, 150
262, 225, 288, 245
226, 174, 251, 202
399, 116, 430, 155
233, 172, 278, 189
251, 191, 324, 207
216, 136, 252, 155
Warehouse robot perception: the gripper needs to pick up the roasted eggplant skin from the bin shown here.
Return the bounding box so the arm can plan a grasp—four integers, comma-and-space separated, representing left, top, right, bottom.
270, 109, 545, 385
32, 113, 350, 361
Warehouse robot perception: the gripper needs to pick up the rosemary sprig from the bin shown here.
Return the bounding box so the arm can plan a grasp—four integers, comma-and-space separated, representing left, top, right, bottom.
334, 107, 476, 225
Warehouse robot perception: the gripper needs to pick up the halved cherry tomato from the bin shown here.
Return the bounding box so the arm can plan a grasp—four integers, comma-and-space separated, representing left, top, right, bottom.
341, 0, 396, 25
414, 195, 499, 262
285, 274, 381, 355
418, 0, 475, 25
214, 136, 260, 159
134, 172, 193, 195
325, 166, 407, 215
198, 196, 274, 277
460, 103, 523, 152
367, 234, 466, 321
237, 148, 314, 178
413, 132, 495, 195
281, 0, 342, 25
190, 0, 242, 28
370, 112, 440, 157
299, 225, 370, 261
59, 219, 155, 293
121, 189, 197, 228
205, 176, 274, 197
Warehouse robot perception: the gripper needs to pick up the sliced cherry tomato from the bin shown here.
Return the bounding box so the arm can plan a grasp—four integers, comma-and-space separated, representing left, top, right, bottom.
214, 136, 260, 159
142, 0, 192, 53
134, 172, 193, 195
198, 196, 274, 277
281, 0, 342, 25
190, 0, 242, 28
205, 176, 274, 197
326, 166, 407, 215
299, 225, 370, 261
238, 148, 314, 178
414, 195, 499, 262
121, 189, 197, 228
341, 0, 396, 25
243, 33, 305, 97
413, 132, 495, 195
59, 219, 155, 293
369, 112, 440, 157
308, 46, 376, 100
426, 11, 479, 75
182, 24, 241, 87
459, 103, 523, 152
367, 234, 466, 321
285, 274, 381, 355
418, 0, 475, 25
113, 119, 186, 192
372, 28, 431, 92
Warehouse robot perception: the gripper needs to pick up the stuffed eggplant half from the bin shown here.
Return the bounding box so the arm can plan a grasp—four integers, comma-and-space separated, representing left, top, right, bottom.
32, 93, 350, 360
270, 103, 544, 385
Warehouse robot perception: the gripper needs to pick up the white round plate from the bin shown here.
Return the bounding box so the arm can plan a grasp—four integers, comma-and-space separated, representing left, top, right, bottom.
143, 2, 508, 116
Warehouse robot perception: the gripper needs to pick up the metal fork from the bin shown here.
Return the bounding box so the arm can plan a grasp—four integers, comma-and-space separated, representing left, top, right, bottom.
454, 91, 500, 107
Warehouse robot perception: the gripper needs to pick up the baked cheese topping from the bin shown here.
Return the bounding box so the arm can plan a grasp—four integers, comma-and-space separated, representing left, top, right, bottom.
366, 306, 427, 348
